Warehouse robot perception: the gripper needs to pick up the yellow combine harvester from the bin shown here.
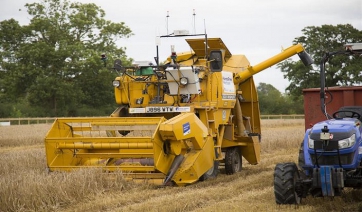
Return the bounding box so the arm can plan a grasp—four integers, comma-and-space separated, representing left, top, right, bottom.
45, 35, 313, 186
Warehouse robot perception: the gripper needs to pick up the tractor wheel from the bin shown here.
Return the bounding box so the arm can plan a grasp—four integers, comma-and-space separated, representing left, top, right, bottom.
225, 147, 242, 175
199, 161, 219, 181
274, 162, 301, 204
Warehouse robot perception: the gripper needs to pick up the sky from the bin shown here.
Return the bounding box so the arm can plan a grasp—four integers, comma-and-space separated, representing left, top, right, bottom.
1, 0, 361, 92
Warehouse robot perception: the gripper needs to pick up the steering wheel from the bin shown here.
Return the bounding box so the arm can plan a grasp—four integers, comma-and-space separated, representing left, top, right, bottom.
332, 110, 361, 120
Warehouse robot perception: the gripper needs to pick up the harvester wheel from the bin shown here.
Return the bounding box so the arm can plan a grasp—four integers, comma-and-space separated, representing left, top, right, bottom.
107, 106, 130, 136
199, 161, 219, 181
225, 147, 242, 175
274, 162, 301, 205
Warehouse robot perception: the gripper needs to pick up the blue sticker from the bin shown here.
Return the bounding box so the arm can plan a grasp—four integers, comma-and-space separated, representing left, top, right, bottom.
183, 122, 190, 135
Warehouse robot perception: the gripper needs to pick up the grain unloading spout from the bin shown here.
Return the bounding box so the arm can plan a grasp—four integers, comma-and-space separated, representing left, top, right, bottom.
233, 44, 313, 84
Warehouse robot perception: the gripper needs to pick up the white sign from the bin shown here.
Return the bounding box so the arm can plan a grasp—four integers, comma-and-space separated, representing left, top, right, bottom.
174, 107, 191, 112
222, 95, 236, 100
0, 122, 10, 126
222, 71, 235, 94
129, 108, 146, 113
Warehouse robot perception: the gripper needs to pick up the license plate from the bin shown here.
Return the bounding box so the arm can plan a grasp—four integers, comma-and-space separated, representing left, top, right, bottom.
320, 132, 332, 140
146, 107, 174, 113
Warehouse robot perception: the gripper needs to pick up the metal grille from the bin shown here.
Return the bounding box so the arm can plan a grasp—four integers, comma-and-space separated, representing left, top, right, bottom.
310, 152, 354, 165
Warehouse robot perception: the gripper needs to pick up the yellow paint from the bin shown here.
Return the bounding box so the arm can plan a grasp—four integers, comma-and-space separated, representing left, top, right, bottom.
45, 37, 310, 185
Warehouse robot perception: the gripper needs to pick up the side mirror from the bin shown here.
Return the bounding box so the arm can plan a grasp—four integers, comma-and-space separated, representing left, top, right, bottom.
209, 50, 223, 72
298, 51, 314, 66
113, 59, 123, 71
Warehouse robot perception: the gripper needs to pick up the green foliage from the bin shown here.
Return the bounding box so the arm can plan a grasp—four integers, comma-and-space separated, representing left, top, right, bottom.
0, 0, 133, 117
257, 83, 303, 114
76, 105, 116, 117
0, 99, 45, 118
0, 103, 13, 118
278, 24, 362, 99
258, 83, 283, 114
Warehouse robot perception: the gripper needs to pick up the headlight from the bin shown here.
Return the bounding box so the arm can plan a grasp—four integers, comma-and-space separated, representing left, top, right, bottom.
180, 77, 188, 86
308, 136, 314, 148
338, 134, 356, 149
112, 80, 120, 87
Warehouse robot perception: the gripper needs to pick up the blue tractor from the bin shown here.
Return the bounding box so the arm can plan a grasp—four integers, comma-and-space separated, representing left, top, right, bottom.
274, 43, 362, 204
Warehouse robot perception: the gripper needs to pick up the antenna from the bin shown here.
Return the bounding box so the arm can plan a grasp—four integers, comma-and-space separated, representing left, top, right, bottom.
193, 9, 196, 34
204, 19, 208, 58
166, 11, 170, 35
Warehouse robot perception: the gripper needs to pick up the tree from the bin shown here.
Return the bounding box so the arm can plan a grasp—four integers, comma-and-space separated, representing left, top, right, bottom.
258, 83, 283, 114
257, 83, 304, 114
0, 0, 133, 117
278, 24, 362, 100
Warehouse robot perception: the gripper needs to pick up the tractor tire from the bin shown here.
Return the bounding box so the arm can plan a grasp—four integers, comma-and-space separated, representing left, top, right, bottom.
274, 162, 301, 205
199, 161, 219, 181
225, 147, 242, 175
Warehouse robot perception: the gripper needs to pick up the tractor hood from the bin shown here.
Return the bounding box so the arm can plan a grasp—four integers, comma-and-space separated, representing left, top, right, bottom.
306, 118, 362, 168
309, 119, 361, 141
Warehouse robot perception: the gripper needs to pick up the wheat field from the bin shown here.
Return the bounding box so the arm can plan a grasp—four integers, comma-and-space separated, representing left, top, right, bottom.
1, 120, 361, 212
